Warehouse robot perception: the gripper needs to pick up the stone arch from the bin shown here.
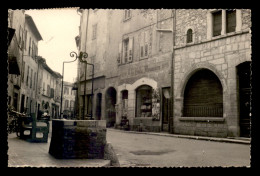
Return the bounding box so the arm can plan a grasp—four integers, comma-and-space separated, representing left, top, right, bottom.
177, 62, 227, 99
183, 69, 223, 117
176, 62, 228, 118
132, 77, 157, 90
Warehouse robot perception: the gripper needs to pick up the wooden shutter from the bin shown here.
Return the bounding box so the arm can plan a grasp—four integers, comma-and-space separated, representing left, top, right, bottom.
128, 37, 133, 62
213, 11, 222, 37
140, 32, 144, 58
226, 10, 236, 33
118, 42, 122, 64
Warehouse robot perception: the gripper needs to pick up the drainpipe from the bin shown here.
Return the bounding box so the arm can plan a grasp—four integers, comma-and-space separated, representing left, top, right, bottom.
170, 9, 176, 133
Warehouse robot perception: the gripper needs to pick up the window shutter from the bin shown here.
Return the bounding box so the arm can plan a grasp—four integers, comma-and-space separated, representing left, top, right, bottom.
128, 37, 133, 62
140, 31, 144, 59
213, 11, 222, 37
226, 10, 236, 33
144, 30, 149, 57
118, 42, 122, 64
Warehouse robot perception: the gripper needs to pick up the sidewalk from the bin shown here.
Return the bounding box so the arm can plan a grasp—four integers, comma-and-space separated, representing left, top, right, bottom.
108, 128, 251, 145
7, 121, 111, 168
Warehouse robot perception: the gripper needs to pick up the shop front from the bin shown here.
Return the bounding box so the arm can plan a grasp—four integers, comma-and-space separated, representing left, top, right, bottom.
116, 77, 162, 132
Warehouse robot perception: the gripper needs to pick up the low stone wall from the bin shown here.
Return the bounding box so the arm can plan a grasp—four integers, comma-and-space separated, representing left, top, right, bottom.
49, 120, 107, 159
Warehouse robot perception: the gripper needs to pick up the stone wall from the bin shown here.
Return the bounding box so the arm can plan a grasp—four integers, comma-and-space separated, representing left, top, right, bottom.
173, 9, 251, 138
49, 120, 107, 159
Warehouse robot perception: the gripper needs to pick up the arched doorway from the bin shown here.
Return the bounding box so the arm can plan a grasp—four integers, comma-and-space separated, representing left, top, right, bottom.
237, 61, 251, 137
96, 93, 102, 120
105, 87, 117, 127
183, 69, 223, 117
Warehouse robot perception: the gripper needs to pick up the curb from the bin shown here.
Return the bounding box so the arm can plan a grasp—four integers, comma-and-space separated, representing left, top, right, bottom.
107, 128, 251, 145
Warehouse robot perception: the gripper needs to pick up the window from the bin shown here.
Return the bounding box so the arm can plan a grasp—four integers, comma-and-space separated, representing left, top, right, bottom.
123, 38, 129, 63
26, 66, 29, 86
136, 85, 152, 117
21, 61, 25, 82
124, 10, 131, 20
33, 72, 36, 90
210, 10, 237, 38
213, 11, 222, 37
140, 30, 149, 59
18, 26, 22, 46
118, 37, 133, 64
92, 24, 97, 40
24, 30, 27, 50
186, 29, 193, 43
28, 37, 31, 56
65, 100, 69, 108
30, 69, 33, 88
47, 85, 50, 96
70, 100, 74, 108
226, 10, 236, 33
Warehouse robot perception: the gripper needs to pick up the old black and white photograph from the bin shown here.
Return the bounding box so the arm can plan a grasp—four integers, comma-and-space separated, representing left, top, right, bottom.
6, 8, 252, 168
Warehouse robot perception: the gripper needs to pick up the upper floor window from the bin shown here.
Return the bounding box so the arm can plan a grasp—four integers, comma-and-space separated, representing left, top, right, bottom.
92, 24, 97, 40
140, 30, 149, 59
186, 29, 193, 43
118, 37, 133, 65
24, 30, 27, 50
124, 10, 131, 21
210, 10, 238, 38
212, 11, 222, 37
226, 10, 236, 33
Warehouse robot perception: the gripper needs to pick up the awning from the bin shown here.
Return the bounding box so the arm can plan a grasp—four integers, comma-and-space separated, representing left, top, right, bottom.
8, 56, 20, 75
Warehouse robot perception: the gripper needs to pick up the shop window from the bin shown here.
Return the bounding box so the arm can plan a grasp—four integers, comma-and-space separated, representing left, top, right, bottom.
136, 85, 152, 117
183, 69, 223, 117
121, 90, 128, 117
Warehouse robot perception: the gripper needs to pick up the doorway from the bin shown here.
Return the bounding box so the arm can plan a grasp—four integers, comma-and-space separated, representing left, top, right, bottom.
105, 87, 117, 127
237, 61, 251, 138
162, 87, 170, 132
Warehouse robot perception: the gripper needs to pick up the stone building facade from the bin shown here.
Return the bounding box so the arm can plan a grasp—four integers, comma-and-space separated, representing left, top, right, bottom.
37, 56, 62, 119
62, 81, 76, 119
172, 9, 251, 138
7, 10, 26, 112
8, 11, 63, 120
77, 9, 174, 132
76, 9, 252, 137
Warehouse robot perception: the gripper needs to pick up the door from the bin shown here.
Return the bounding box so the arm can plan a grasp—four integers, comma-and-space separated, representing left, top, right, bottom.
162, 87, 170, 132
237, 62, 251, 138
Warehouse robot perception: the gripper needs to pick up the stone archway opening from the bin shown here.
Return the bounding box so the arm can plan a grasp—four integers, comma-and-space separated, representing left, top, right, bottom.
105, 87, 117, 127
183, 69, 223, 117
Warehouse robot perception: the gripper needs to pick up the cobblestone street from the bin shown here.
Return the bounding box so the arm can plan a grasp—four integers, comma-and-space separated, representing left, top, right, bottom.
106, 128, 251, 167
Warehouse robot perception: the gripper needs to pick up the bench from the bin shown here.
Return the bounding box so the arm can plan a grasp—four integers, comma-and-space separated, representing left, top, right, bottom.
19, 113, 49, 143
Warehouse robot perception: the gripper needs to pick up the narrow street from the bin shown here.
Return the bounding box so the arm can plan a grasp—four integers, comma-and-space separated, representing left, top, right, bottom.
106, 128, 251, 167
